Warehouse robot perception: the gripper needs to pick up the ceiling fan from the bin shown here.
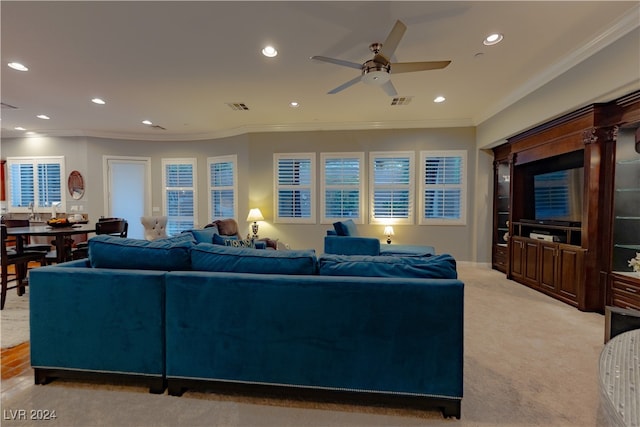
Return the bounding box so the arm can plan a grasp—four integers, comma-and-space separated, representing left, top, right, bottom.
311, 20, 451, 97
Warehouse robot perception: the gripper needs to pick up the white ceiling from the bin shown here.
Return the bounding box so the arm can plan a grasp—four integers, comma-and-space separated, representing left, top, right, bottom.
1, 1, 638, 141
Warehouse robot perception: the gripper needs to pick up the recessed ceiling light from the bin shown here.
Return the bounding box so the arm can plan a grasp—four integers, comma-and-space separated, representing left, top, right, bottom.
91, 98, 106, 105
289, 101, 299, 108
262, 45, 278, 58
483, 33, 504, 46
14, 126, 26, 131
8, 62, 28, 71
37, 114, 50, 120
142, 120, 153, 125
434, 96, 446, 103
25, 131, 36, 136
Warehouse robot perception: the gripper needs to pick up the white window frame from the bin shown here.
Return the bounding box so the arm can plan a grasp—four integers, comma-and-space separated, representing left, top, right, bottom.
274, 153, 316, 224
161, 158, 198, 234
419, 150, 467, 226
320, 152, 365, 224
6, 156, 66, 213
369, 151, 415, 225
207, 155, 238, 222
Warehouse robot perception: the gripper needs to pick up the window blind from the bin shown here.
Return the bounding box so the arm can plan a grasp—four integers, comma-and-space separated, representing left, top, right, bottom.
420, 151, 466, 225
208, 156, 237, 220
274, 154, 315, 223
370, 153, 414, 224
163, 160, 196, 235
322, 155, 362, 222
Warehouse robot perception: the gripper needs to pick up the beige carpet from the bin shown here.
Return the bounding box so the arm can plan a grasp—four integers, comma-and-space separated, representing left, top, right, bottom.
1, 264, 607, 426
1, 286, 30, 349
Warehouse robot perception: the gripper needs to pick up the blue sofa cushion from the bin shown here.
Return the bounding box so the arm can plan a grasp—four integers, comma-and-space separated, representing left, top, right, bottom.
191, 243, 318, 275
379, 244, 436, 257
333, 219, 358, 236
183, 226, 219, 244
318, 253, 457, 279
324, 236, 380, 256
89, 234, 194, 271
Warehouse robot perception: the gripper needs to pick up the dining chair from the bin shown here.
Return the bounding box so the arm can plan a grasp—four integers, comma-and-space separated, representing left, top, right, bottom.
72, 219, 128, 259
1, 225, 46, 310
141, 216, 168, 241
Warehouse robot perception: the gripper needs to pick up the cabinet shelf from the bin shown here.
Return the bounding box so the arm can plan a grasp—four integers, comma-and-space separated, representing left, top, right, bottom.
615, 244, 640, 251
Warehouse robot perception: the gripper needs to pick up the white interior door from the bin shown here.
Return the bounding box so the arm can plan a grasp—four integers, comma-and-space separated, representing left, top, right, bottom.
104, 157, 151, 239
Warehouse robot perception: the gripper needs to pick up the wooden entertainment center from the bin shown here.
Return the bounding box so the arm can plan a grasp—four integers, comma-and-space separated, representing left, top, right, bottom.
492, 91, 640, 312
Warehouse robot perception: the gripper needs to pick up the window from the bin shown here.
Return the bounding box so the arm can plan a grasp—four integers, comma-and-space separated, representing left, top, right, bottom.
420, 150, 467, 225
320, 153, 365, 224
162, 158, 197, 235
7, 156, 65, 212
208, 155, 237, 221
274, 153, 316, 224
369, 152, 415, 225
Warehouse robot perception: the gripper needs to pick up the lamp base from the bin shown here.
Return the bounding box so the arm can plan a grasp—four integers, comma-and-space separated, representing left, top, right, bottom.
251, 222, 259, 239
386, 238, 392, 244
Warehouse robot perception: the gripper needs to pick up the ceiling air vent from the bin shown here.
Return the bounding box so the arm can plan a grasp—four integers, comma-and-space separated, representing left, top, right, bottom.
391, 96, 413, 106
1, 102, 18, 109
226, 102, 250, 111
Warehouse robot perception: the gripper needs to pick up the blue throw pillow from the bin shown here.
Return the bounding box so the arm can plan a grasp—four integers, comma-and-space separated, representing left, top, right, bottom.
183, 227, 219, 244
212, 233, 238, 246
89, 234, 193, 271
333, 219, 359, 236
191, 243, 318, 275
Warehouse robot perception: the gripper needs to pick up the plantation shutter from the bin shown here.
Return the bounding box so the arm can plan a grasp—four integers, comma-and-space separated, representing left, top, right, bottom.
274, 154, 315, 223
209, 157, 236, 220
164, 160, 196, 235
322, 155, 363, 223
7, 157, 65, 211
370, 152, 414, 224
420, 151, 467, 225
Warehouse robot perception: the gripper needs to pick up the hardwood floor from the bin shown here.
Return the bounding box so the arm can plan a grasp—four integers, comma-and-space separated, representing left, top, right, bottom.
1, 342, 30, 380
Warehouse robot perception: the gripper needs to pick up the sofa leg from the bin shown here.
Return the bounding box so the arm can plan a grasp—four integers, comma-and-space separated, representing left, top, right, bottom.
149, 378, 167, 394
441, 400, 461, 419
34, 368, 53, 385
167, 381, 186, 397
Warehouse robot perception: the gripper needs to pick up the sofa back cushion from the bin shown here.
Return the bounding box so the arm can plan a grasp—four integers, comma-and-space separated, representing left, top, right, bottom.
333, 219, 358, 236
318, 253, 457, 279
324, 236, 380, 256
89, 234, 194, 271
191, 243, 318, 275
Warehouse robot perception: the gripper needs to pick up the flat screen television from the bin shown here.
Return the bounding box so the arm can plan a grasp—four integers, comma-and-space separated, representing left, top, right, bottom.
533, 167, 584, 225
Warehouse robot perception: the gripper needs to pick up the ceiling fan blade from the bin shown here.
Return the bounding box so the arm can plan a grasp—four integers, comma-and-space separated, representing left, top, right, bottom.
311, 56, 362, 70
378, 20, 407, 61
391, 60, 451, 74
380, 80, 397, 97
327, 75, 363, 94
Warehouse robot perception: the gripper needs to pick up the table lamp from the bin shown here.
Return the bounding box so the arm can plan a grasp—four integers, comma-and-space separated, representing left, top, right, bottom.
383, 225, 394, 244
247, 208, 264, 238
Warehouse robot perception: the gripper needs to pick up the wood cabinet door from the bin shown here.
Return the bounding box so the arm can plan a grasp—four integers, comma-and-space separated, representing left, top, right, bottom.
539, 243, 558, 292
524, 241, 539, 286
557, 246, 584, 300
510, 237, 526, 279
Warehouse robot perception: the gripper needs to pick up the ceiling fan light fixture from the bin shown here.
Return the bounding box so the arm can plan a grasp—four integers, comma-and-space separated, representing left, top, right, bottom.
261, 45, 278, 57
8, 62, 28, 71
483, 33, 503, 46
362, 61, 390, 86
289, 101, 299, 108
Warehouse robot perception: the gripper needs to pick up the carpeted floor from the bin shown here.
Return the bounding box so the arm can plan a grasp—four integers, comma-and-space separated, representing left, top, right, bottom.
1, 264, 608, 426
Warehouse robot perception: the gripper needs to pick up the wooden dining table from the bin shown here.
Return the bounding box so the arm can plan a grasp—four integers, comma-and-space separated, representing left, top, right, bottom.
6, 223, 96, 263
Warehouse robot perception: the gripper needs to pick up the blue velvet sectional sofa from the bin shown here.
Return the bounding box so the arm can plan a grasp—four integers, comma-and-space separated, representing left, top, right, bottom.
325, 219, 436, 256
29, 232, 464, 418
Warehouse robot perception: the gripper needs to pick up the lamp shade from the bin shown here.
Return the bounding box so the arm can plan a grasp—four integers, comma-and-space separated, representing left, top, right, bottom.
383, 225, 394, 236
247, 208, 264, 222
